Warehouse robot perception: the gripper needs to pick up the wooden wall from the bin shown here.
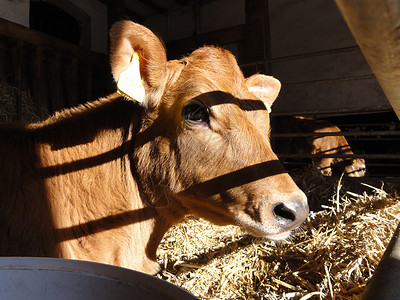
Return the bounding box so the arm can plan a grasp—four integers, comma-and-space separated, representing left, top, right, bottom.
0, 18, 113, 118
0, 0, 395, 117
267, 0, 391, 114
157, 0, 392, 115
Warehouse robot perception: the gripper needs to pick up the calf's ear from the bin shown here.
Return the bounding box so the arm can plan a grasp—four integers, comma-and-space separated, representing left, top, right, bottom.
109, 21, 167, 108
245, 74, 281, 112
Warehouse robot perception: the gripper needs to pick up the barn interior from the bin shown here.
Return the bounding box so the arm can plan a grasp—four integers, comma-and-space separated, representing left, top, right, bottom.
0, 0, 399, 299
1, 0, 399, 179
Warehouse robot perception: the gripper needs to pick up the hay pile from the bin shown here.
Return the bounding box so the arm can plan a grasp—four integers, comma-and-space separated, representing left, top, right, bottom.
0, 82, 48, 122
157, 167, 400, 299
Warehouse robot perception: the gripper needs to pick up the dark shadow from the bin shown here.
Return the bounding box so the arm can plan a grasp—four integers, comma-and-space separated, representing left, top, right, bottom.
30, 2, 81, 45
32, 97, 140, 150
272, 115, 335, 135
55, 207, 156, 242
313, 144, 350, 154
177, 160, 286, 199
39, 140, 133, 178
272, 116, 346, 154
192, 90, 268, 112
160, 234, 256, 273
0, 128, 59, 257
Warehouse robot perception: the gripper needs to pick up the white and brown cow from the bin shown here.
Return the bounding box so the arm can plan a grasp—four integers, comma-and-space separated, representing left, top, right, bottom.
0, 21, 308, 275
273, 116, 366, 177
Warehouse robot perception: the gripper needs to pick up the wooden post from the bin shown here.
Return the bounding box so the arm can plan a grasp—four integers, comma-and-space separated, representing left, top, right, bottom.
86, 63, 93, 101
32, 47, 43, 116
11, 41, 23, 120
105, 0, 126, 31
70, 58, 78, 106
335, 0, 400, 120
55, 53, 62, 111
243, 0, 268, 77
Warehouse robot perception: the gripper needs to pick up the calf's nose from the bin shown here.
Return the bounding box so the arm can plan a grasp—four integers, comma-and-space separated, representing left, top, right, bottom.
272, 196, 309, 230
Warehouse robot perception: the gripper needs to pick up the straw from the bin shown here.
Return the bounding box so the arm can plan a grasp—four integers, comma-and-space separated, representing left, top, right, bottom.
157, 166, 400, 299
0, 82, 48, 122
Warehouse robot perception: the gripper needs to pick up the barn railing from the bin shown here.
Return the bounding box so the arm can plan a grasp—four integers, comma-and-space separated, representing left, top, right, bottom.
270, 110, 400, 178
273, 131, 399, 138
0, 18, 113, 119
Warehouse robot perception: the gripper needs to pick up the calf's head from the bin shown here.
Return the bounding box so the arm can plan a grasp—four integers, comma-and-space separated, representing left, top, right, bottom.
110, 21, 308, 240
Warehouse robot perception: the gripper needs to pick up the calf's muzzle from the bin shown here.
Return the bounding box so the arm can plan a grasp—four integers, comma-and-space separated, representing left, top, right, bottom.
272, 197, 309, 231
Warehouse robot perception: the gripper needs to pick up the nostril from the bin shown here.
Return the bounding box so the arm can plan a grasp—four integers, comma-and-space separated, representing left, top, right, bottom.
271, 196, 309, 230
273, 203, 296, 222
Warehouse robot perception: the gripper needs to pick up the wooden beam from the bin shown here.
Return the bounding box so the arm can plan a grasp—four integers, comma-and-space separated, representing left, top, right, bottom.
264, 0, 272, 72
166, 25, 246, 59
173, 0, 190, 6
11, 40, 23, 120
32, 47, 43, 113
136, 0, 164, 14
335, 0, 400, 120
99, 0, 126, 30
0, 18, 106, 63
125, 8, 145, 23
244, 0, 267, 73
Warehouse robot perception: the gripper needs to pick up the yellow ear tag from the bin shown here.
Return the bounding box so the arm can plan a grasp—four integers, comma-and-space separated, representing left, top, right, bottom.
117, 52, 145, 103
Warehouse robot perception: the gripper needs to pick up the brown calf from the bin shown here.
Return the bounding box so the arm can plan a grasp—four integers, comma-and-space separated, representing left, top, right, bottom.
0, 21, 308, 274
273, 116, 366, 176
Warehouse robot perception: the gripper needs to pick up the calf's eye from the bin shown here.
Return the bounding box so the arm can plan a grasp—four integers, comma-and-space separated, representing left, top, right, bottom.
182, 102, 209, 125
